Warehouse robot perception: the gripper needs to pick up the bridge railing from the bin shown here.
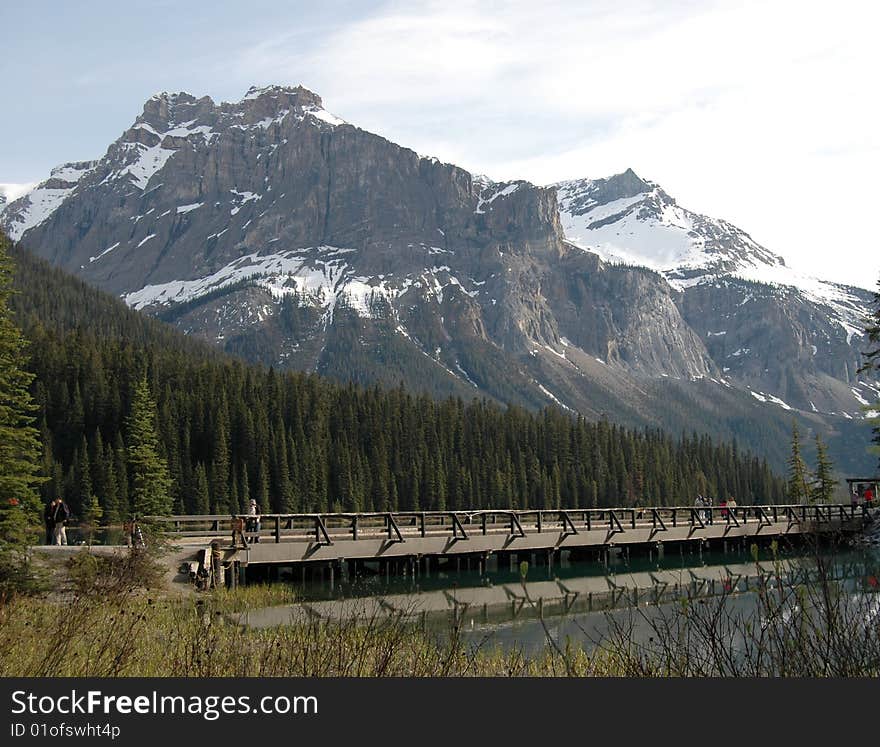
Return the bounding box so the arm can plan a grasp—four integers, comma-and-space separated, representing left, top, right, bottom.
146, 503, 868, 545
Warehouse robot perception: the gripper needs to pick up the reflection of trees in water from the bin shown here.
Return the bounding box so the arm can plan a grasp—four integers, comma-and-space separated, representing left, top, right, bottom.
586, 551, 880, 676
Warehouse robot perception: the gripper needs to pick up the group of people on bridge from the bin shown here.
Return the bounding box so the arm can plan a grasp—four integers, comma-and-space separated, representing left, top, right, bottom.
694, 494, 737, 522
851, 483, 875, 507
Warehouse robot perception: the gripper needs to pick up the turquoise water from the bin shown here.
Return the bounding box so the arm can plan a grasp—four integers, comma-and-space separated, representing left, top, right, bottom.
240, 542, 880, 655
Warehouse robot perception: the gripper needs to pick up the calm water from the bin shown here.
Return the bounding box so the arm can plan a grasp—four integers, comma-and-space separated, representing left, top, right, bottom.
239, 544, 880, 654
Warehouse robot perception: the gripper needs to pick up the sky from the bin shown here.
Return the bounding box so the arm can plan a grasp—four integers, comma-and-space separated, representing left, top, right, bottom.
1, 0, 878, 288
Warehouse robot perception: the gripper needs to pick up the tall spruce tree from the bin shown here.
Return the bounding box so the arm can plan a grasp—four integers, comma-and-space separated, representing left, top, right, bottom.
786, 422, 812, 504
192, 463, 210, 515
859, 276, 880, 468
811, 434, 837, 504
0, 236, 43, 527
0, 234, 43, 591
126, 377, 172, 516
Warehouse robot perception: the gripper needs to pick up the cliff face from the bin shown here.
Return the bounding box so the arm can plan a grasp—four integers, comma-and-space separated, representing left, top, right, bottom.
4, 85, 876, 473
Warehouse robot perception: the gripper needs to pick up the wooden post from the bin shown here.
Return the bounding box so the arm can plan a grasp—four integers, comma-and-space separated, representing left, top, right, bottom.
210, 541, 222, 589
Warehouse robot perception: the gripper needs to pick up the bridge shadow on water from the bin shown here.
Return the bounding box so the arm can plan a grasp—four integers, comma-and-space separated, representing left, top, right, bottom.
238, 539, 880, 655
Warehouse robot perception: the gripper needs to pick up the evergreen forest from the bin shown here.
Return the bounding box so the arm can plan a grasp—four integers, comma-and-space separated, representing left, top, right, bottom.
7, 239, 786, 521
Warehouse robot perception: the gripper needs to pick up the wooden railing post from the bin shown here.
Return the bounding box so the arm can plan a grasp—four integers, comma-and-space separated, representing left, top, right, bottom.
274, 516, 281, 543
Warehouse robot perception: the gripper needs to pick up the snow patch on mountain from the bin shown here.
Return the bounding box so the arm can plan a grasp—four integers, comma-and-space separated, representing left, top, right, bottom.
122, 245, 483, 331
1, 162, 97, 240
475, 181, 522, 214
304, 106, 345, 127
111, 142, 176, 191
123, 247, 418, 323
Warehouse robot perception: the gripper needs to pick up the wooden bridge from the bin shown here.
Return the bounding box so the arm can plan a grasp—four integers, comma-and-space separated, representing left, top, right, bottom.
153, 503, 872, 588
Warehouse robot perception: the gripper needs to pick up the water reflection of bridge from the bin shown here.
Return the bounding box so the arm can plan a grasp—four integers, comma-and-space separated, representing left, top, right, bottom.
237, 556, 879, 630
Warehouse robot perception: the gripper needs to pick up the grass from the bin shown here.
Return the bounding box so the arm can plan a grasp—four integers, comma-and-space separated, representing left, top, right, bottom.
0, 545, 619, 677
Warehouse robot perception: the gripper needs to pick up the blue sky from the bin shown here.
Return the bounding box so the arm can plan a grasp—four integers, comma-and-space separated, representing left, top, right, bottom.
2, 0, 878, 287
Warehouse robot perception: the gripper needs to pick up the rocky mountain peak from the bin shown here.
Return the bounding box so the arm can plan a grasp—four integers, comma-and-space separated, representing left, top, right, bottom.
555, 169, 654, 216
592, 168, 653, 201
554, 169, 790, 283
240, 84, 323, 109
139, 91, 211, 129
132, 85, 333, 140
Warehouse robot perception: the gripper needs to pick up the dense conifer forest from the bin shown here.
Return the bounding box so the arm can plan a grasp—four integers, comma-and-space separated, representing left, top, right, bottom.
7, 240, 785, 521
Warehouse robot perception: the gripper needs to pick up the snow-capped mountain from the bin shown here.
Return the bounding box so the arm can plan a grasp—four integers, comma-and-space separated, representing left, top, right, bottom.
2, 85, 876, 473
555, 170, 868, 344
555, 170, 876, 418
556, 168, 786, 279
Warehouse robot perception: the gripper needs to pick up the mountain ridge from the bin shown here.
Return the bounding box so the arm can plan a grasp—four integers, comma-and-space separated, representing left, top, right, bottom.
2, 84, 876, 473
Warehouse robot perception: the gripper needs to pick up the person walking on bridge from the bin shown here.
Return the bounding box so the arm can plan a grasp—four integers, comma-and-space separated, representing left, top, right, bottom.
247, 499, 261, 543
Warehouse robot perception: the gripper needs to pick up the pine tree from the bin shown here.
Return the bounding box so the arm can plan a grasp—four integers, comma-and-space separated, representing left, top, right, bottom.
256, 459, 270, 514
859, 276, 880, 468
102, 442, 120, 524
786, 422, 812, 504
210, 417, 230, 514
81, 493, 103, 544
113, 433, 129, 519
0, 234, 44, 592
192, 463, 210, 515
126, 377, 172, 516
75, 435, 93, 517
0, 235, 43, 525
811, 434, 837, 504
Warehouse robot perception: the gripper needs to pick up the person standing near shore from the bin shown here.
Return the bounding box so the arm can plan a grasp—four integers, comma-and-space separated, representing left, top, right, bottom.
51, 497, 71, 545
43, 498, 56, 545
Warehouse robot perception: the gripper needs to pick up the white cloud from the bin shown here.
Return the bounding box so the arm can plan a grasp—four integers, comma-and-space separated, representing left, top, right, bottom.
0, 182, 37, 204
229, 0, 880, 288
